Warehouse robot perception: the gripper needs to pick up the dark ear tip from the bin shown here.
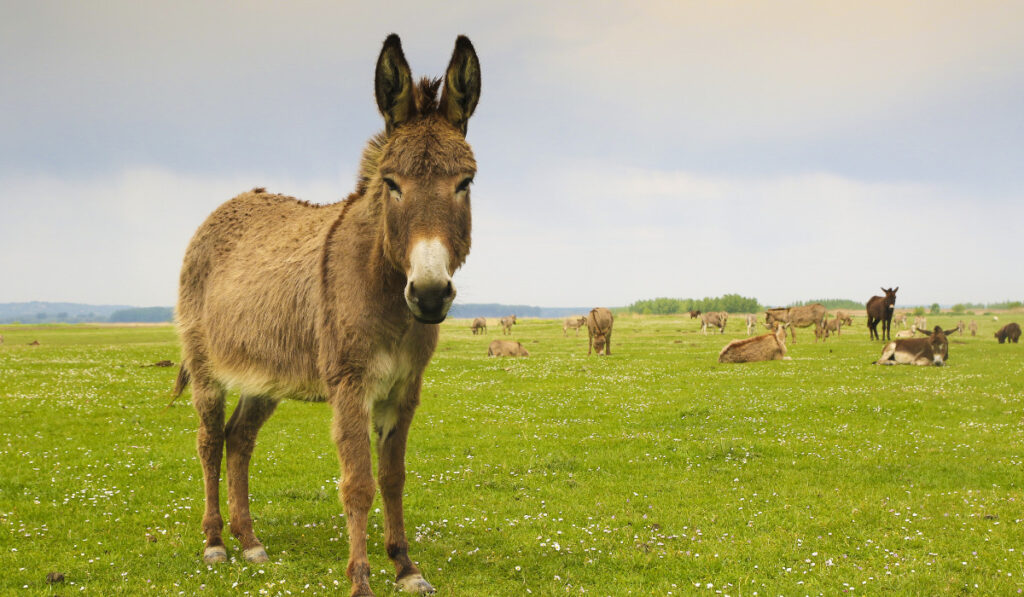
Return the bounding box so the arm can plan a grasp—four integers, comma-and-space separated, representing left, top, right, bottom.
454, 35, 476, 53
383, 33, 402, 49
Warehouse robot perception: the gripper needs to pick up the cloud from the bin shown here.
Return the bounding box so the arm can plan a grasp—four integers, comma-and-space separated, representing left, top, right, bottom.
0, 165, 1019, 308
0, 169, 345, 305
467, 164, 1024, 307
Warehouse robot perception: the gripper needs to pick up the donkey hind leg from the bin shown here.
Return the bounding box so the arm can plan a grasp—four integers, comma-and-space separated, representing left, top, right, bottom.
225, 394, 279, 563
331, 388, 376, 597
194, 382, 228, 563
377, 396, 434, 594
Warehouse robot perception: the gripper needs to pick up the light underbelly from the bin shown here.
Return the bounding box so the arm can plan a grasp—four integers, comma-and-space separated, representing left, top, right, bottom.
213, 363, 327, 401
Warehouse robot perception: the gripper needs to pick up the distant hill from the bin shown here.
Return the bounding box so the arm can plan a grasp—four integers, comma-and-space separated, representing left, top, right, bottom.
448, 303, 590, 319
0, 302, 172, 324
0, 301, 586, 323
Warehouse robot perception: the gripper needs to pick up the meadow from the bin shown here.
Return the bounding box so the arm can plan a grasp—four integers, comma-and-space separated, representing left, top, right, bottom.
1, 313, 1022, 596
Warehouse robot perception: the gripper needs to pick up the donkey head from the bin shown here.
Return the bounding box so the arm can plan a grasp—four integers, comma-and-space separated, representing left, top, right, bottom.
774, 323, 788, 345
373, 34, 480, 323
881, 287, 898, 310
916, 325, 956, 365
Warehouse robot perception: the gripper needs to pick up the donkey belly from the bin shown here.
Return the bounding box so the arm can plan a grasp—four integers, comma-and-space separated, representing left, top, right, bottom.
202, 256, 326, 401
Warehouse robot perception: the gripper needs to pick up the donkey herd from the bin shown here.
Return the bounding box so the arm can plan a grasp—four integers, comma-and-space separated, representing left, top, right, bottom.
475, 298, 1019, 368
167, 35, 1020, 596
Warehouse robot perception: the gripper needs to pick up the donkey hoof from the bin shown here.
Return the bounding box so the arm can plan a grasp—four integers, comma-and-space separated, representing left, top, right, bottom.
243, 546, 269, 563
203, 546, 228, 563
395, 574, 435, 594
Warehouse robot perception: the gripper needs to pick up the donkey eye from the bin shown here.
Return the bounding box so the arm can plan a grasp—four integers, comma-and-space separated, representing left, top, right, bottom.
456, 177, 473, 193
382, 177, 402, 200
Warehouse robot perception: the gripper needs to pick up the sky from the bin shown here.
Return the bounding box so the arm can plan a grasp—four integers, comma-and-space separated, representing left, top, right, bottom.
2, 0, 1022, 309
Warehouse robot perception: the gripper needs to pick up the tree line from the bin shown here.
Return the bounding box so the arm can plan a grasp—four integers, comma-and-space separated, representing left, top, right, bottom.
626, 294, 762, 315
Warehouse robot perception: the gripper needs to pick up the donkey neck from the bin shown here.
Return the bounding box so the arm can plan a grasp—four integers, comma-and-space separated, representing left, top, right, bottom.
325, 195, 410, 326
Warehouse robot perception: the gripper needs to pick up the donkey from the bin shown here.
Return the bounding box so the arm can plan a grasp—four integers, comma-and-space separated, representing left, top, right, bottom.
563, 315, 587, 336
587, 307, 614, 355
719, 324, 790, 363
173, 35, 480, 597
500, 314, 517, 335
866, 287, 898, 341
470, 317, 487, 335
701, 311, 728, 335
764, 303, 824, 343
875, 325, 956, 366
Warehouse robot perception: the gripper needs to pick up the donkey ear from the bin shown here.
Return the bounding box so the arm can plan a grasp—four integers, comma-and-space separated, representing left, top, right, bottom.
893, 286, 899, 293
439, 35, 481, 135
375, 34, 416, 135
943, 328, 958, 336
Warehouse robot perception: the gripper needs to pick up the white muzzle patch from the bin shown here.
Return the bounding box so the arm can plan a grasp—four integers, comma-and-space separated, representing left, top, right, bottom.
404, 238, 454, 321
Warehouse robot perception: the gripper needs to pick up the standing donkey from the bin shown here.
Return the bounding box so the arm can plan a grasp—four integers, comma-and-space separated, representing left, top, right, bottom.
866, 287, 898, 341
174, 34, 480, 596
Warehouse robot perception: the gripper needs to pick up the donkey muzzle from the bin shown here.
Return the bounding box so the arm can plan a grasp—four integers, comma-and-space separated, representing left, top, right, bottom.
405, 238, 455, 323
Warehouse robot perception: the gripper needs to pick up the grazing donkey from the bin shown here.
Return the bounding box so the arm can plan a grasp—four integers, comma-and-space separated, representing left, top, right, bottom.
563, 315, 587, 336
173, 34, 480, 596
866, 287, 898, 341
700, 311, 728, 335
470, 317, 487, 335
995, 322, 1021, 344
587, 307, 614, 355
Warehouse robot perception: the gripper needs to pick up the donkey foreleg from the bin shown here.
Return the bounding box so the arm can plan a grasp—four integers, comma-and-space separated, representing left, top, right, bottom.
330, 386, 376, 597
377, 381, 434, 594
225, 394, 278, 562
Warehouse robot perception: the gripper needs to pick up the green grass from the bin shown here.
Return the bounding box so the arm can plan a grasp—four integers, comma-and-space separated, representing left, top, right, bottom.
1, 315, 1022, 595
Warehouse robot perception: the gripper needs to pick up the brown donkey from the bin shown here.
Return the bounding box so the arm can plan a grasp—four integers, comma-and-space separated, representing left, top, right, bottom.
866, 286, 898, 341
174, 34, 480, 596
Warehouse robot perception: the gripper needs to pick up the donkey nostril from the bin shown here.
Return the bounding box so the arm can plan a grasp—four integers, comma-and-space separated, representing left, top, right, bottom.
443, 281, 454, 299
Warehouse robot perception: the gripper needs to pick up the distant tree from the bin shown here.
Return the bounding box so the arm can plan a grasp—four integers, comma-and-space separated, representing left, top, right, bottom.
628, 294, 760, 314
987, 300, 1023, 310
929, 303, 941, 315
913, 306, 926, 316
951, 304, 966, 314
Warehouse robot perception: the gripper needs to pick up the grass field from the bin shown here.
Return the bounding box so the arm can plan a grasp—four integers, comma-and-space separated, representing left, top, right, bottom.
1, 314, 1022, 596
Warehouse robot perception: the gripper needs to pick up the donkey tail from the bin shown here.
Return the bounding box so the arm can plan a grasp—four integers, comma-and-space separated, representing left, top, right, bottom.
167, 365, 191, 407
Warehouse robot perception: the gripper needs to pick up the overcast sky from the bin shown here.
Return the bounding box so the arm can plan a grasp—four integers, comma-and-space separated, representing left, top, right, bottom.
2, 1, 1022, 309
